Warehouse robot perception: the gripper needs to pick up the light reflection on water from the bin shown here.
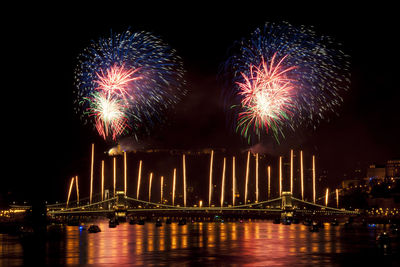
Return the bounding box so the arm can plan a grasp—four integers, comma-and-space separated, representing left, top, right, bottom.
1, 220, 400, 266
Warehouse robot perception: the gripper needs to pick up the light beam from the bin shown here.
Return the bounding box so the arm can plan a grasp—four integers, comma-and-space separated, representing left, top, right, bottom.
209, 150, 214, 207
245, 151, 250, 204
90, 143, 94, 204
221, 157, 226, 207
136, 160, 142, 199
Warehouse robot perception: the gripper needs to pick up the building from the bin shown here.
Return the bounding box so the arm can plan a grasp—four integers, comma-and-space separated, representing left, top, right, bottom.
366, 164, 386, 181
386, 160, 400, 178
342, 179, 361, 189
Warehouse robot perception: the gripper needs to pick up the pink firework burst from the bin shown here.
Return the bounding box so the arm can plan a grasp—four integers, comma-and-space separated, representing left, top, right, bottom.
236, 53, 297, 139
94, 64, 142, 98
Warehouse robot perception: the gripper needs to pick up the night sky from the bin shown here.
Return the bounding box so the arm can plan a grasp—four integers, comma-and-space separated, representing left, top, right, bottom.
3, 3, 399, 203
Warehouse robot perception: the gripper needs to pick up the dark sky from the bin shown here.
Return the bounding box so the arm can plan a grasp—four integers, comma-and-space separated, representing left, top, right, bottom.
3, 3, 399, 202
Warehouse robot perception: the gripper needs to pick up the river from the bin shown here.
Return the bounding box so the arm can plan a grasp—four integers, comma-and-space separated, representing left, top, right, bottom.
1, 220, 399, 266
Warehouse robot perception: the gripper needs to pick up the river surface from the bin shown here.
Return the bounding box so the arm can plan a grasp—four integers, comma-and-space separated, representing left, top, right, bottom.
1, 220, 399, 266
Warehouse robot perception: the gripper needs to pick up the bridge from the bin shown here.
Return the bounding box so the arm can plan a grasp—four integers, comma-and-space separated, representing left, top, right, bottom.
46, 191, 358, 220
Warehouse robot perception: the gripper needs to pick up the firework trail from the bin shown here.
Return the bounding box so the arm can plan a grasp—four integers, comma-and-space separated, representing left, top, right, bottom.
75, 29, 186, 141
222, 21, 350, 143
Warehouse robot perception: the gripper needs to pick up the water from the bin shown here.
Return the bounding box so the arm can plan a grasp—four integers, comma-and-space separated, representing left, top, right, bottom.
1, 220, 399, 266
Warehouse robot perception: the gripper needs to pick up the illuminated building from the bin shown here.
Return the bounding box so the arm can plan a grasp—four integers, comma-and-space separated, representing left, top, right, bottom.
366, 164, 386, 181
386, 160, 400, 178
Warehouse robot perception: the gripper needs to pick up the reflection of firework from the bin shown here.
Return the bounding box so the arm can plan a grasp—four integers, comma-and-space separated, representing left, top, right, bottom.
222, 22, 350, 143
75, 30, 186, 141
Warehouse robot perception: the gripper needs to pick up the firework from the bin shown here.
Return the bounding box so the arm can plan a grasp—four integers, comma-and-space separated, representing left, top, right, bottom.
86, 92, 129, 141
222, 21, 350, 143
75, 30, 186, 140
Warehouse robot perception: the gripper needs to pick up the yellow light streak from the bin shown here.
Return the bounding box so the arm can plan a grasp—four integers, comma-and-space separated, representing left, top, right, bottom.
232, 156, 236, 206
172, 168, 176, 206
313, 155, 316, 204
148, 172, 153, 202
221, 157, 226, 207
267, 166, 271, 200
290, 149, 293, 194
245, 151, 250, 204
279, 156, 282, 197
255, 153, 259, 202
124, 151, 127, 196
67, 177, 74, 208
325, 188, 329, 206
183, 154, 187, 207
160, 176, 164, 203
209, 150, 214, 207
113, 157, 117, 197
300, 150, 304, 201
75, 175, 79, 205
101, 160, 104, 201
136, 160, 142, 199
90, 143, 94, 204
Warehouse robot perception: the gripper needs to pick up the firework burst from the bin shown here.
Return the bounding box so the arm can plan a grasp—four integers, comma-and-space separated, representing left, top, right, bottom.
236, 54, 296, 141
85, 92, 130, 140
75, 29, 186, 141
222, 21, 350, 143
94, 64, 142, 98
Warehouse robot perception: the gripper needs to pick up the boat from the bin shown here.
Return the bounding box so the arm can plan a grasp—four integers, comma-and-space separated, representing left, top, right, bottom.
129, 218, 137, 225
166, 218, 172, 224
155, 219, 162, 227
138, 219, 145, 225
88, 225, 101, 233
282, 217, 292, 225
292, 217, 299, 224
178, 219, 187, 225
109, 219, 117, 228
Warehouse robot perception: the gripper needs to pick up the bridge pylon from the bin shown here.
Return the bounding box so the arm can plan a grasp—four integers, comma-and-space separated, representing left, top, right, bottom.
281, 192, 294, 219
281, 192, 293, 210
115, 191, 127, 220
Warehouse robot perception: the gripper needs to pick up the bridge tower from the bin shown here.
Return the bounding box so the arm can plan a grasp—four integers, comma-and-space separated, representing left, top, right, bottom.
281, 191, 293, 210
115, 191, 127, 220
281, 191, 294, 219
